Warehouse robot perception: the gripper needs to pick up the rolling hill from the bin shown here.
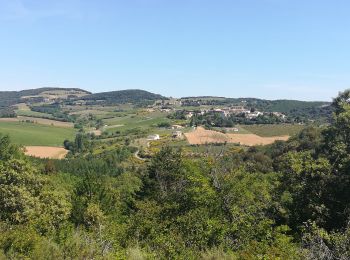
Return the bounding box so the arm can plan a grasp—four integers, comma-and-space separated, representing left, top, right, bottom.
0, 87, 332, 122
79, 89, 167, 105
0, 87, 90, 107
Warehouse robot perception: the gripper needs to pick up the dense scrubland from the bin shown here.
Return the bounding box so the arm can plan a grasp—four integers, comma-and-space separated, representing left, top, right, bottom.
0, 90, 349, 259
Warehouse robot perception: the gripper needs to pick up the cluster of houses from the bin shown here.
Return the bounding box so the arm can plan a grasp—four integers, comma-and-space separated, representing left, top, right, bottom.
182, 106, 286, 120
150, 100, 287, 121
148, 104, 288, 142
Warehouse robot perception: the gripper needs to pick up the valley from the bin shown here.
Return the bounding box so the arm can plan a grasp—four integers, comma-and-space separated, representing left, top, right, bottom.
0, 87, 329, 159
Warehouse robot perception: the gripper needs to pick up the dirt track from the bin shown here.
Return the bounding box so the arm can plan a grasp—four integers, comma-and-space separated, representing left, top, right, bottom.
24, 146, 68, 159
185, 127, 289, 146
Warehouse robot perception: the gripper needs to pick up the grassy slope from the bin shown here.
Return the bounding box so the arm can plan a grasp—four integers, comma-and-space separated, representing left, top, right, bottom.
15, 109, 55, 118
104, 112, 172, 134
241, 124, 305, 137
0, 122, 75, 146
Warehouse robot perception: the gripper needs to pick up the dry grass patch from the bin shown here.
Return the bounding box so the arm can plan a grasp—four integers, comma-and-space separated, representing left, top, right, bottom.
24, 146, 68, 159
185, 127, 231, 144
185, 126, 289, 146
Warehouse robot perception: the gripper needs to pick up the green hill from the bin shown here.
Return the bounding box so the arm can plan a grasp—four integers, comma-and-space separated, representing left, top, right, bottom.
0, 87, 90, 107
79, 89, 167, 105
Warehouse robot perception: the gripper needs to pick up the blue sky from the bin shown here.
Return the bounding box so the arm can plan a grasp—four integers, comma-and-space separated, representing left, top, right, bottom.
0, 0, 348, 101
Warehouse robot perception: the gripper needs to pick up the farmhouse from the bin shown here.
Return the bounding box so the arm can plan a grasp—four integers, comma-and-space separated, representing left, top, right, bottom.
160, 108, 172, 112
172, 131, 183, 138
147, 134, 160, 140
185, 112, 194, 119
247, 111, 263, 119
229, 106, 247, 114
171, 124, 184, 129
210, 109, 229, 117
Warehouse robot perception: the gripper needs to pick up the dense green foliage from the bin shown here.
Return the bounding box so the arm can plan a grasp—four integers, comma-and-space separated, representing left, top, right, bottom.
190, 112, 286, 127
0, 90, 349, 259
30, 103, 73, 122
0, 108, 16, 118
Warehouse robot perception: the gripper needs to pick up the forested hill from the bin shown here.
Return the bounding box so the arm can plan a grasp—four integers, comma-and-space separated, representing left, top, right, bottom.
79, 89, 167, 105
247, 99, 332, 122
249, 99, 330, 113
0, 87, 90, 107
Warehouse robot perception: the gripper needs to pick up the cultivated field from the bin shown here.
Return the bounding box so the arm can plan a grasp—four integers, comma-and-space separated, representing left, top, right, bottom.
226, 133, 289, 146
0, 116, 74, 128
24, 146, 68, 159
185, 127, 230, 144
185, 127, 289, 146
240, 124, 305, 137
15, 109, 55, 119
103, 111, 172, 135
0, 122, 75, 146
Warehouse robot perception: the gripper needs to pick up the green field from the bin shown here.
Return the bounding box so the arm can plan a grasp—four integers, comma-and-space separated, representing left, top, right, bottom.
240, 124, 305, 137
15, 109, 54, 118
103, 112, 172, 134
0, 122, 76, 146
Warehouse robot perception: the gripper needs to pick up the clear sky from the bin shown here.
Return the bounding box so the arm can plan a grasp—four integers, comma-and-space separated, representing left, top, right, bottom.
0, 0, 349, 101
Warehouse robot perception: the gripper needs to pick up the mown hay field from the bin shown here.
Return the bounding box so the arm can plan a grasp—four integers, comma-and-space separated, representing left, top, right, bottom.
0, 121, 75, 146
24, 146, 68, 159
185, 127, 289, 146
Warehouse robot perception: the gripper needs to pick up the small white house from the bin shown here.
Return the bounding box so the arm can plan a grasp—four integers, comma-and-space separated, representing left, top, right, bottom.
147, 134, 160, 140
185, 112, 194, 119
247, 111, 263, 119
171, 124, 184, 129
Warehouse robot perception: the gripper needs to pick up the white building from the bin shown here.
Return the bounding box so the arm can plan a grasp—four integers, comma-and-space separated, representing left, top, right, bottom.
171, 124, 184, 129
247, 111, 263, 119
185, 112, 194, 119
147, 134, 160, 140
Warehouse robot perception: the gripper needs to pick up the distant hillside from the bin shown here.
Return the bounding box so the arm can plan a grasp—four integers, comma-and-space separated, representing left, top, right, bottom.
0, 88, 165, 107
180, 97, 332, 122
79, 89, 167, 105
0, 87, 90, 107
249, 99, 332, 122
